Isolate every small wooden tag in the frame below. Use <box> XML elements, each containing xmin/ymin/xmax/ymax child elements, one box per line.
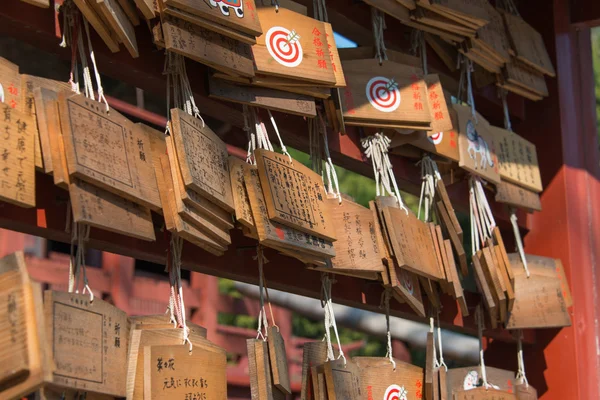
<box><xmin>323</xmin><ymin>359</ymin><xmax>361</xmax><ymax>400</ymax></box>
<box><xmin>368</xmin><ymin>200</ymin><xmax>393</xmax><ymax>285</ymax></box>
<box><xmin>313</xmin><ymin>365</ymin><xmax>327</xmax><ymax>400</ymax></box>
<box><xmin>143</xmin><ymin>344</ymin><xmax>227</xmax><ymax>400</ymax></box>
<box><xmin>472</xmin><ymin>252</ymin><xmax>498</xmax><ymax>328</ymax></box>
<box><xmin>495</xmin><ymin>180</ymin><xmax>542</xmax><ymax>212</ymax></box>
<box><xmin>162</xmin><ymin>15</ymin><xmax>255</xmax><ymax>78</ymax></box>
<box><xmin>425</xmin><ymin>332</ymin><xmax>435</xmax><ymax>400</ymax></box>
<box><xmin>38</xmin><ymin>94</ymin><xmax>69</xmax><ymax>188</ymax></box>
<box><xmin>446</xmin><ymin>367</ymin><xmax>515</xmax><ymax>398</ymax></box>
<box><xmin>436</xmin><ymin>201</ymin><xmax>467</xmax><ymax>276</ymax></box>
<box><xmin>444</xmin><ymin>239</ymin><xmax>468</xmax><ymax>316</ymax></box>
<box><xmin>130</xmin><ymin>315</ymin><xmax>207</xmax><ymax>338</ymax></box>
<box><xmin>97</xmin><ymin>0</ymin><xmax>139</xmax><ymax>57</ymax></box>
<box><xmin>45</xmin><ymin>291</ymin><xmax>130</xmax><ymax>397</ymax></box>
<box><xmin>492</xmin><ymin>227</ymin><xmax>515</xmax><ymax>285</ymax></box>
<box><xmin>255</xmin><ymin>149</ymin><xmax>336</xmax><ymax>241</ymax></box>
<box><xmin>229</xmin><ymin>156</ymin><xmax>256</xmax><ymax>230</ymax></box>
<box><xmin>243</xmin><ymin>164</ymin><xmax>335</xmax><ymax>258</ymax></box>
<box><xmin>481</xmin><ymin>246</ymin><xmax>507</xmax><ymax>323</ymax></box>
<box><xmin>354</xmin><ymin>357</ymin><xmax>424</xmax><ymax>400</ymax></box>
<box><xmin>300</xmin><ymin>341</ymin><xmax>327</xmax><ymax>400</ymax></box>
<box><xmin>71</xmin><ymin>0</ymin><xmax>120</xmax><ymax>52</ymax></box>
<box><xmin>436</xmin><ymin>179</ymin><xmax>463</xmax><ymax>241</ymax></box>
<box><xmin>515</xmin><ymin>384</ymin><xmax>537</xmax><ymax>400</ymax></box>
<box><xmin>454</xmin><ymin>388</ymin><xmax>517</xmax><ymax>400</ymax></box>
<box><xmin>439</xmin><ymin>366</ymin><xmax>448</xmax><ymax>400</ymax></box>
<box><xmin>267</xmin><ymin>326</ymin><xmax>291</xmax><ymax>395</ymax></box>
<box><xmin>0</xmin><ymin>102</ymin><xmax>36</xmax><ymax>207</ymax></box>
<box><xmin>170</xmin><ymin>108</ymin><xmax>235</xmax><ymax>213</ymax></box>
<box><xmin>0</xmin><ymin>57</ymin><xmax>22</xmax><ymax>111</ymax></box>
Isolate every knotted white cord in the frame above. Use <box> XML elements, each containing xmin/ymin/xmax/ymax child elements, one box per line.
<box><xmin>429</xmin><ymin>316</ymin><xmax>439</xmax><ymax>369</ymax></box>
<box><xmin>436</xmin><ymin>312</ymin><xmax>448</xmax><ymax>371</ymax></box>
<box><xmin>362</xmin><ymin>134</ymin><xmax>408</xmax><ymax>213</ymax></box>
<box><xmin>469</xmin><ymin>176</ymin><xmax>496</xmax><ymax>253</ymax></box>
<box><xmin>255</xmin><ymin>245</ymin><xmax>269</xmax><ymax>341</ymax></box>
<box><xmin>417</xmin><ymin>156</ymin><xmax>440</xmax><ymax>221</ymax></box>
<box><xmin>169</xmin><ymin>235</ymin><xmax>192</xmax><ymax>352</ymax></box>
<box><xmin>371</xmin><ymin>8</ymin><xmax>388</xmax><ymax>64</ymax></box>
<box><xmin>83</xmin><ymin>19</ymin><xmax>108</xmax><ymax>111</ymax></box>
<box><xmin>510</xmin><ymin>208</ymin><xmax>530</xmax><ymax>278</ymax></box>
<box><xmin>321</xmin><ymin>274</ymin><xmax>347</xmax><ymax>365</ymax></box>
<box><xmin>164</xmin><ymin>52</ymin><xmax>205</xmax><ymax>129</ymax></box>
<box><xmin>68</xmin><ymin>220</ymin><xmax>93</xmax><ymax>302</ymax></box>
<box><xmin>476</xmin><ymin>305</ymin><xmax>490</xmax><ymax>389</ymax></box>
<box><xmin>319</xmin><ymin>113</ymin><xmax>341</xmax><ymax>203</ymax></box>
<box><xmin>382</xmin><ymin>289</ymin><xmax>396</xmax><ymax>370</ymax></box>
<box><xmin>515</xmin><ymin>330</ymin><xmax>529</xmax><ymax>387</ymax></box>
<box><xmin>266</xmin><ymin>109</ymin><xmax>292</xmax><ymax>163</ymax></box>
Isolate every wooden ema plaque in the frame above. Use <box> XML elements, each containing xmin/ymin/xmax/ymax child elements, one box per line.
<box><xmin>0</xmin><ymin>102</ymin><xmax>36</xmax><ymax>207</ymax></box>
<box><xmin>69</xmin><ymin>177</ymin><xmax>156</xmax><ymax>241</ymax></box>
<box><xmin>247</xmin><ymin>339</ymin><xmax>259</xmax><ymax>399</ymax></box>
<box><xmin>163</xmin><ymin>127</ymin><xmax>233</xmax><ymax>230</ymax></box>
<box><xmin>35</xmin><ymin>92</ymin><xmax>68</xmax><ymax>188</ymax></box>
<box><xmin>255</xmin><ymin>149</ymin><xmax>336</xmax><ymax>241</ymax></box>
<box><xmin>300</xmin><ymin>341</ymin><xmax>327</xmax><ymax>400</ymax></box>
<box><xmin>256</xmin><ymin>339</ymin><xmax>286</xmax><ymax>400</ymax></box>
<box><xmin>128</xmin><ymin>328</ymin><xmax>215</xmax><ymax>400</ymax></box>
<box><xmin>253</xmin><ymin>8</ymin><xmax>337</xmax><ymax>85</ymax></box>
<box><xmin>368</xmin><ymin>200</ymin><xmax>393</xmax><ymax>285</ymax></box>
<box><xmin>436</xmin><ymin>200</ymin><xmax>467</xmax><ymax>277</ymax></box>
<box><xmin>323</xmin><ymin>359</ymin><xmax>361</xmax><ymax>400</ymax></box>
<box><xmin>130</xmin><ymin>314</ymin><xmax>207</xmax><ymax>338</ymax></box>
<box><xmin>480</xmin><ymin>246</ymin><xmax>508</xmax><ymax>323</ymax></box>
<box><xmin>44</xmin><ymin>291</ymin><xmax>130</xmax><ymax>397</ymax></box>
<box><xmin>58</xmin><ymin>93</ymin><xmax>161</xmax><ymax>211</ymax></box>
<box><xmin>390</xmin><ymin>263</ymin><xmax>426</xmax><ymax>317</ymax></box>
<box><xmin>455</xmin><ymin>104</ymin><xmax>501</xmax><ymax>184</ymax></box>
<box><xmin>501</xmin><ymin>11</ymin><xmax>556</xmax><ymax>77</ymax></box>
<box><xmin>208</xmin><ymin>79</ymin><xmax>316</xmax><ymax>117</ymax></box>
<box><xmin>354</xmin><ymin>357</ymin><xmax>425</xmax><ymax>400</ymax></box>
<box><xmin>424</xmin><ymin>75</ymin><xmax>453</xmax><ymax>134</ymax></box>
<box><xmin>472</xmin><ymin>5</ymin><xmax>510</xmax><ymax>65</ymax></box>
<box><xmin>341</xmin><ymin>59</ymin><xmax>431</xmax><ymax>128</ymax></box>
<box><xmin>268</xmin><ymin>326</ymin><xmax>291</xmax><ymax>395</ymax></box>
<box><xmin>382</xmin><ymin>206</ymin><xmax>443</xmax><ymax>281</ymax></box>
<box><xmin>446</xmin><ymin>367</ymin><xmax>515</xmax><ymax>399</ymax></box>
<box><xmin>0</xmin><ymin>57</ymin><xmax>21</xmax><ymax>111</ymax></box>
<box><xmin>472</xmin><ymin>253</ymin><xmax>498</xmax><ymax>328</ymax></box>
<box><xmin>24</xmin><ymin>77</ymin><xmax>70</xmax><ymax>173</ymax></box>
<box><xmin>436</xmin><ymin>180</ymin><xmax>464</xmax><ymax>242</ymax></box>
<box><xmin>0</xmin><ymin>252</ymin><xmax>31</xmax><ymax>389</ymax></box>
<box><xmin>97</xmin><ymin>0</ymin><xmax>139</xmax><ymax>58</ymax></box>
<box><xmin>515</xmin><ymin>384</ymin><xmax>537</xmax><ymax>400</ymax></box>
<box><xmin>495</xmin><ymin>180</ymin><xmax>542</xmax><ymax>212</ymax></box>
<box><xmin>327</xmin><ymin>198</ymin><xmax>385</xmax><ymax>276</ymax></box>
<box><xmin>170</xmin><ymin>108</ymin><xmax>234</xmax><ymax>213</ymax></box>
<box><xmin>143</xmin><ymin>344</ymin><xmax>227</xmax><ymax>400</ymax></box>
<box><xmin>454</xmin><ymin>388</ymin><xmax>516</xmax><ymax>400</ymax></box>
<box><xmin>503</xmin><ymin>59</ymin><xmax>549</xmax><ymax>98</ymax></box>
<box><xmin>228</xmin><ymin>156</ymin><xmax>255</xmax><ymax>230</ymax></box>
<box><xmin>71</xmin><ymin>0</ymin><xmax>120</xmax><ymax>53</ymax></box>
<box><xmin>506</xmin><ymin>258</ymin><xmax>571</xmax><ymax>329</ymax></box>
<box><xmin>159</xmin><ymin>155</ymin><xmax>227</xmax><ymax>256</ymax></box>
<box><xmin>36</xmin><ymin>386</ymin><xmax>115</xmax><ymax>400</ymax></box>
<box><xmin>161</xmin><ymin>15</ymin><xmax>255</xmax><ymax>78</ymax></box>
<box><xmin>490</xmin><ymin>126</ymin><xmax>542</xmax><ymax>193</ymax></box>
<box><xmin>163</xmin><ymin>0</ymin><xmax>262</xmax><ymax>37</ymax></box>
<box><xmin>313</xmin><ymin>365</ymin><xmax>327</xmax><ymax>400</ymax></box>
<box><xmin>425</xmin><ymin>332</ymin><xmax>435</xmax><ymax>400</ymax></box>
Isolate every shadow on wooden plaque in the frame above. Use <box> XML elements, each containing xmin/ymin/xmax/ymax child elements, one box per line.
<box><xmin>300</xmin><ymin>341</ymin><xmax>327</xmax><ymax>400</ymax></box>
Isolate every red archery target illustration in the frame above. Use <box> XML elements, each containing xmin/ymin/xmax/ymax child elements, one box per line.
<box><xmin>428</xmin><ymin>132</ymin><xmax>443</xmax><ymax>145</ymax></box>
<box><xmin>399</xmin><ymin>270</ymin><xmax>414</xmax><ymax>295</ymax></box>
<box><xmin>265</xmin><ymin>26</ymin><xmax>303</xmax><ymax>68</ymax></box>
<box><xmin>366</xmin><ymin>76</ymin><xmax>401</xmax><ymax>113</ymax></box>
<box><xmin>384</xmin><ymin>384</ymin><xmax>408</xmax><ymax>400</ymax></box>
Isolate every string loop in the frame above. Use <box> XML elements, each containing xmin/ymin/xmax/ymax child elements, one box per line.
<box><xmin>321</xmin><ymin>274</ymin><xmax>346</xmax><ymax>365</ymax></box>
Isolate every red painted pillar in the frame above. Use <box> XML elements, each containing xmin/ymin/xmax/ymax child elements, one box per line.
<box><xmin>485</xmin><ymin>1</ymin><xmax>600</xmax><ymax>399</ymax></box>
<box><xmin>102</xmin><ymin>252</ymin><xmax>135</xmax><ymax>313</ymax></box>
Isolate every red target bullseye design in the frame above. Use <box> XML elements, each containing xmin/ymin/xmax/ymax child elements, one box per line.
<box><xmin>400</xmin><ymin>270</ymin><xmax>414</xmax><ymax>295</ymax></box>
<box><xmin>265</xmin><ymin>26</ymin><xmax>303</xmax><ymax>68</ymax></box>
<box><xmin>366</xmin><ymin>76</ymin><xmax>401</xmax><ymax>113</ymax></box>
<box><xmin>384</xmin><ymin>384</ymin><xmax>408</xmax><ymax>400</ymax></box>
<box><xmin>428</xmin><ymin>132</ymin><xmax>443</xmax><ymax>145</ymax></box>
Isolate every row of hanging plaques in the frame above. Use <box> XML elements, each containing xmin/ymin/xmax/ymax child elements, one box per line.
<box><xmin>1</xmin><ymin>250</ymin><xmax>547</xmax><ymax>400</ymax></box>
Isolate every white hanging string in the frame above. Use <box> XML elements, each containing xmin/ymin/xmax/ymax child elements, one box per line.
<box><xmin>436</xmin><ymin>312</ymin><xmax>448</xmax><ymax>371</ymax></box>
<box><xmin>500</xmin><ymin>89</ymin><xmax>513</xmax><ymax>132</ymax></box>
<box><xmin>319</xmin><ymin>112</ymin><xmax>341</xmax><ymax>203</ymax></box>
<box><xmin>362</xmin><ymin>133</ymin><xmax>408</xmax><ymax>213</ymax></box>
<box><xmin>164</xmin><ymin>52</ymin><xmax>205</xmax><ymax>130</ymax></box>
<box><xmin>416</xmin><ymin>155</ymin><xmax>440</xmax><ymax>221</ymax></box>
<box><xmin>515</xmin><ymin>330</ymin><xmax>529</xmax><ymax>387</ymax></box>
<box><xmin>82</xmin><ymin>19</ymin><xmax>108</xmax><ymax>111</ymax></box>
<box><xmin>169</xmin><ymin>235</ymin><xmax>192</xmax><ymax>352</ymax></box>
<box><xmin>381</xmin><ymin>289</ymin><xmax>396</xmax><ymax>370</ymax></box>
<box><xmin>321</xmin><ymin>274</ymin><xmax>347</xmax><ymax>365</ymax></box>
<box><xmin>371</xmin><ymin>8</ymin><xmax>388</xmax><ymax>64</ymax></box>
<box><xmin>510</xmin><ymin>208</ymin><xmax>530</xmax><ymax>278</ymax></box>
<box><xmin>476</xmin><ymin>305</ymin><xmax>490</xmax><ymax>389</ymax></box>
<box><xmin>255</xmin><ymin>245</ymin><xmax>269</xmax><ymax>341</ymax></box>
<box><xmin>266</xmin><ymin>109</ymin><xmax>292</xmax><ymax>163</ymax></box>
<box><xmin>68</xmin><ymin>220</ymin><xmax>93</xmax><ymax>302</ymax></box>
<box><xmin>429</xmin><ymin>316</ymin><xmax>439</xmax><ymax>369</ymax></box>
<box><xmin>465</xmin><ymin>58</ymin><xmax>477</xmax><ymax>123</ymax></box>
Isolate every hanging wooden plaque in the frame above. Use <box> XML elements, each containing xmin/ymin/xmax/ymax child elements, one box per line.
<box><xmin>159</xmin><ymin>155</ymin><xmax>227</xmax><ymax>255</ymax></box>
<box><xmin>37</xmin><ymin>94</ymin><xmax>68</xmax><ymax>188</ymax></box>
<box><xmin>247</xmin><ymin>338</ymin><xmax>260</xmax><ymax>400</ymax></box>
<box><xmin>354</xmin><ymin>357</ymin><xmax>424</xmax><ymax>400</ymax></box>
<box><xmin>313</xmin><ymin>365</ymin><xmax>327</xmax><ymax>400</ymax></box>
<box><xmin>455</xmin><ymin>104</ymin><xmax>501</xmax><ymax>184</ymax></box>
<box><xmin>133</xmin><ymin>0</ymin><xmax>154</xmax><ymax>19</ymax></box>
<box><xmin>0</xmin><ymin>57</ymin><xmax>22</xmax><ymax>111</ymax></box>
<box><xmin>391</xmin><ymin>264</ymin><xmax>426</xmax><ymax>317</ymax></box>
<box><xmin>436</xmin><ymin>180</ymin><xmax>463</xmax><ymax>241</ymax></box>
<box><xmin>58</xmin><ymin>93</ymin><xmax>162</xmax><ymax>210</ymax></box>
<box><xmin>268</xmin><ymin>326</ymin><xmax>291</xmax><ymax>395</ymax></box>
<box><xmin>229</xmin><ymin>156</ymin><xmax>255</xmax><ymax>230</ymax></box>
<box><xmin>253</xmin><ymin>8</ymin><xmax>337</xmax><ymax>85</ymax></box>
<box><xmin>28</xmin><ymin>80</ymin><xmax>70</xmax><ymax>173</ymax></box>
<box><xmin>382</xmin><ymin>206</ymin><xmax>443</xmax><ymax>280</ymax></box>
<box><xmin>495</xmin><ymin>180</ymin><xmax>541</xmax><ymax>212</ymax></box>
<box><xmin>97</xmin><ymin>0</ymin><xmax>139</xmax><ymax>57</ymax></box>
<box><xmin>411</xmin><ymin>104</ymin><xmax>460</xmax><ymax>162</ymax></box>
<box><xmin>504</xmin><ymin>59</ymin><xmax>548</xmax><ymax>98</ymax></box>
<box><xmin>425</xmin><ymin>332</ymin><xmax>435</xmax><ymax>400</ymax></box>
<box><xmin>143</xmin><ymin>344</ymin><xmax>227</xmax><ymax>400</ymax></box>
<box><xmin>130</xmin><ymin>315</ymin><xmax>207</xmax><ymax>337</ymax></box>
<box><xmin>170</xmin><ymin>108</ymin><xmax>234</xmax><ymax>213</ymax></box>
<box><xmin>437</xmin><ymin>228</ymin><xmax>453</xmax><ymax>295</ymax></box>
<box><xmin>501</xmin><ymin>11</ymin><xmax>556</xmax><ymax>77</ymax></box>
<box><xmin>127</xmin><ymin>328</ymin><xmax>214</xmax><ymax>400</ymax></box>
<box><xmin>244</xmin><ymin>163</ymin><xmax>335</xmax><ymax>258</ymax></box>
<box><xmin>44</xmin><ymin>291</ymin><xmax>130</xmax><ymax>397</ymax></box>
<box><xmin>424</xmin><ymin>74</ymin><xmax>453</xmax><ymax>134</ymax></box>
<box><xmin>472</xmin><ymin>253</ymin><xmax>497</xmax><ymax>327</ymax></box>
<box><xmin>515</xmin><ymin>384</ymin><xmax>537</xmax><ymax>400</ymax></box>
<box><xmin>254</xmin><ymin>149</ymin><xmax>336</xmax><ymax>241</ymax></box>
<box><xmin>446</xmin><ymin>366</ymin><xmax>514</xmax><ymax>398</ymax></box>
<box><xmin>490</xmin><ymin>126</ymin><xmax>542</xmax><ymax>193</ymax></box>
<box><xmin>454</xmin><ymin>388</ymin><xmax>517</xmax><ymax>400</ymax></box>
<box><xmin>323</xmin><ymin>359</ymin><xmax>361</xmax><ymax>400</ymax></box>
<box><xmin>341</xmin><ymin>59</ymin><xmax>431</xmax><ymax>128</ymax></box>
<box><xmin>69</xmin><ymin>177</ymin><xmax>156</xmax><ymax>241</ymax></box>
<box><xmin>445</xmin><ymin>239</ymin><xmax>468</xmax><ymax>315</ymax></box>
<box><xmin>164</xmin><ymin>0</ymin><xmax>262</xmax><ymax>37</ymax></box>
<box><xmin>255</xmin><ymin>339</ymin><xmax>283</xmax><ymax>400</ymax></box>
<box><xmin>324</xmin><ymin>22</ymin><xmax>346</xmax><ymax>87</ymax></box>
<box><xmin>71</xmin><ymin>0</ymin><xmax>121</xmax><ymax>52</ymax></box>
<box><xmin>480</xmin><ymin>246</ymin><xmax>507</xmax><ymax>323</ymax></box>
<box><xmin>162</xmin><ymin>15</ymin><xmax>254</xmax><ymax>78</ymax></box>
<box><xmin>439</xmin><ymin>364</ymin><xmax>448</xmax><ymax>400</ymax></box>
<box><xmin>327</xmin><ymin>198</ymin><xmax>385</xmax><ymax>275</ymax></box>
<box><xmin>0</xmin><ymin>102</ymin><xmax>36</xmax><ymax>208</ymax></box>
<box><xmin>300</xmin><ymin>341</ymin><xmax>327</xmax><ymax>400</ymax></box>
<box><xmin>436</xmin><ymin>201</ymin><xmax>467</xmax><ymax>277</ymax></box>
<box><xmin>369</xmin><ymin>200</ymin><xmax>393</xmax><ymax>285</ymax></box>
<box><xmin>164</xmin><ymin>128</ymin><xmax>234</xmax><ymax>230</ymax></box>
<box><xmin>473</xmin><ymin>4</ymin><xmax>510</xmax><ymax>64</ymax></box>
<box><xmin>208</xmin><ymin>79</ymin><xmax>316</xmax><ymax>117</ymax></box>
